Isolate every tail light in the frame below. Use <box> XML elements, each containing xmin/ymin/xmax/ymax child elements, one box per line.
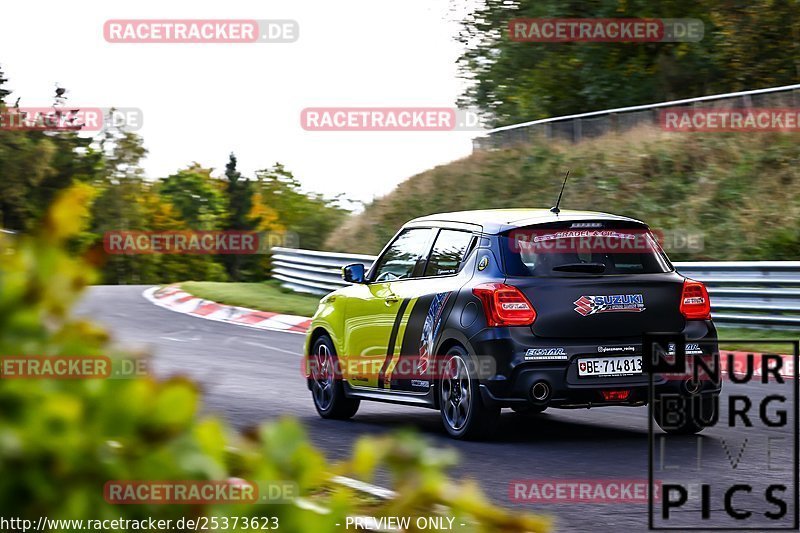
<box><xmin>472</xmin><ymin>283</ymin><xmax>536</xmax><ymax>326</ymax></box>
<box><xmin>680</xmin><ymin>279</ymin><xmax>711</xmax><ymax>320</ymax></box>
<box><xmin>601</xmin><ymin>390</ymin><xmax>630</xmax><ymax>401</ymax></box>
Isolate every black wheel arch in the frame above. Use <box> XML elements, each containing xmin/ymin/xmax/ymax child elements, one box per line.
<box><xmin>306</xmin><ymin>327</ymin><xmax>335</xmax><ymax>391</ymax></box>
<box><xmin>308</xmin><ymin>326</ymin><xmax>333</xmax><ymax>354</ymax></box>
<box><xmin>432</xmin><ymin>332</ymin><xmax>480</xmax><ymax>409</ymax></box>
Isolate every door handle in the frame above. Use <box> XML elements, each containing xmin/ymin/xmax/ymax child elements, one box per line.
<box><xmin>384</xmin><ymin>295</ymin><xmax>400</xmax><ymax>305</ymax></box>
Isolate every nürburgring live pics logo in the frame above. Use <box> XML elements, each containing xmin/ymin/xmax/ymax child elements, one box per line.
<box><xmin>646</xmin><ymin>335</ymin><xmax>799</xmax><ymax>530</ymax></box>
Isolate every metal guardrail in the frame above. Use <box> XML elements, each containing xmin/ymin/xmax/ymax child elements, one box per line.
<box><xmin>472</xmin><ymin>83</ymin><xmax>800</xmax><ymax>150</ymax></box>
<box><xmin>671</xmin><ymin>262</ymin><xmax>800</xmax><ymax>328</ymax></box>
<box><xmin>271</xmin><ymin>247</ymin><xmax>800</xmax><ymax>329</ymax></box>
<box><xmin>271</xmin><ymin>247</ymin><xmax>377</xmax><ymax>294</ymax></box>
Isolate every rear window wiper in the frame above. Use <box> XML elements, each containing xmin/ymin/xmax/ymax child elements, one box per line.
<box><xmin>551</xmin><ymin>262</ymin><xmax>607</xmax><ymax>273</ymax></box>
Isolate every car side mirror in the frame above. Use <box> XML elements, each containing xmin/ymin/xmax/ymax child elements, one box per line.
<box><xmin>342</xmin><ymin>263</ymin><xmax>366</xmax><ymax>284</ymax></box>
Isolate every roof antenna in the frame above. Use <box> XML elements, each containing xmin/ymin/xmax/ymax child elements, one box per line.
<box><xmin>550</xmin><ymin>169</ymin><xmax>570</xmax><ymax>214</ymax></box>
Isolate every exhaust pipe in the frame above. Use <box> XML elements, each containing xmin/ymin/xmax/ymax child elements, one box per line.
<box><xmin>684</xmin><ymin>378</ymin><xmax>702</xmax><ymax>395</ymax></box>
<box><xmin>531</xmin><ymin>381</ymin><xmax>551</xmax><ymax>403</ymax></box>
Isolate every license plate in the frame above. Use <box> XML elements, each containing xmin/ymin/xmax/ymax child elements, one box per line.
<box><xmin>578</xmin><ymin>356</ymin><xmax>642</xmax><ymax>377</ymax></box>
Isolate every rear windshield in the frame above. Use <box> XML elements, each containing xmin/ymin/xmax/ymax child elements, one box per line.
<box><xmin>499</xmin><ymin>221</ymin><xmax>673</xmax><ymax>276</ymax></box>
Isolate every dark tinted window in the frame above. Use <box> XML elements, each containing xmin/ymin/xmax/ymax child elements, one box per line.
<box><xmin>372</xmin><ymin>228</ymin><xmax>434</xmax><ymax>282</ymax></box>
<box><xmin>500</xmin><ymin>224</ymin><xmax>672</xmax><ymax>276</ymax></box>
<box><xmin>424</xmin><ymin>230</ymin><xmax>474</xmax><ymax>277</ymax></box>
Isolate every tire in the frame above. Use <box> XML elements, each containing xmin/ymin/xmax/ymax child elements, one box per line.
<box><xmin>653</xmin><ymin>393</ymin><xmax>718</xmax><ymax>435</ymax></box>
<box><xmin>511</xmin><ymin>404</ymin><xmax>547</xmax><ymax>415</ymax></box>
<box><xmin>439</xmin><ymin>345</ymin><xmax>500</xmax><ymax>440</ymax></box>
<box><xmin>309</xmin><ymin>335</ymin><xmax>360</xmax><ymax>420</ymax></box>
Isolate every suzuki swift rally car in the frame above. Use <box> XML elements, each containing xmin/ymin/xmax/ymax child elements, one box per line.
<box><xmin>304</xmin><ymin>209</ymin><xmax>720</xmax><ymax>439</ymax></box>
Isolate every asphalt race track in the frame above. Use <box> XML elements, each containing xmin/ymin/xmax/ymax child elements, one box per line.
<box><xmin>75</xmin><ymin>285</ymin><xmax>798</xmax><ymax>532</ymax></box>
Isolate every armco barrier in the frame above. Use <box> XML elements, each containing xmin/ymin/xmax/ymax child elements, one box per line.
<box><xmin>271</xmin><ymin>247</ymin><xmax>377</xmax><ymax>294</ymax></box>
<box><xmin>271</xmin><ymin>247</ymin><xmax>800</xmax><ymax>329</ymax></box>
<box><xmin>672</xmin><ymin>261</ymin><xmax>800</xmax><ymax>328</ymax></box>
<box><xmin>472</xmin><ymin>83</ymin><xmax>800</xmax><ymax>149</ymax></box>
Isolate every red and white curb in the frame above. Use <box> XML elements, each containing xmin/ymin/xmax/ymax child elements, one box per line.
<box><xmin>143</xmin><ymin>286</ymin><xmax>312</xmax><ymax>335</ymax></box>
<box><xmin>722</xmin><ymin>351</ymin><xmax>795</xmax><ymax>380</ymax></box>
<box><xmin>142</xmin><ymin>286</ymin><xmax>795</xmax><ymax>377</ymax></box>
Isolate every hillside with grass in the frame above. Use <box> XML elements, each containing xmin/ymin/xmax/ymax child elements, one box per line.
<box><xmin>325</xmin><ymin>127</ymin><xmax>800</xmax><ymax>261</ymax></box>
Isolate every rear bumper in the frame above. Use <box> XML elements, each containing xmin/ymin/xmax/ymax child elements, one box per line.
<box><xmin>469</xmin><ymin>320</ymin><xmax>721</xmax><ymax>408</ymax></box>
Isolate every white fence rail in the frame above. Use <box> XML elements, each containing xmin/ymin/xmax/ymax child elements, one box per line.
<box><xmin>669</xmin><ymin>262</ymin><xmax>800</xmax><ymax>328</ymax></box>
<box><xmin>271</xmin><ymin>247</ymin><xmax>800</xmax><ymax>328</ymax></box>
<box><xmin>271</xmin><ymin>247</ymin><xmax>377</xmax><ymax>294</ymax></box>
<box><xmin>472</xmin><ymin>83</ymin><xmax>800</xmax><ymax>150</ymax></box>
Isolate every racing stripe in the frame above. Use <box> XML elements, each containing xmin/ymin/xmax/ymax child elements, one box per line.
<box><xmin>377</xmin><ymin>298</ymin><xmax>411</xmax><ymax>389</ymax></box>
<box><xmin>386</xmin><ymin>292</ymin><xmax>454</xmax><ymax>392</ymax></box>
<box><xmin>382</xmin><ymin>299</ymin><xmax>419</xmax><ymax>389</ymax></box>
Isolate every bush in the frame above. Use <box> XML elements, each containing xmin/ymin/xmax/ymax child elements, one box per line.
<box><xmin>0</xmin><ymin>185</ymin><xmax>549</xmax><ymax>532</ymax></box>
<box><xmin>326</xmin><ymin>127</ymin><xmax>800</xmax><ymax>261</ymax></box>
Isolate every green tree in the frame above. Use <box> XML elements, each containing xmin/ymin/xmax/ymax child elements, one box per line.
<box><xmin>0</xmin><ymin>63</ymin><xmax>10</xmax><ymax>104</ymax></box>
<box><xmin>153</xmin><ymin>165</ymin><xmax>228</xmax><ymax>282</ymax></box>
<box><xmin>222</xmin><ymin>153</ymin><xmax>256</xmax><ymax>281</ymax></box>
<box><xmin>254</xmin><ymin>163</ymin><xmax>349</xmax><ymax>251</ymax></box>
<box><xmin>0</xmin><ymin>81</ymin><xmax>101</xmax><ymax>231</ymax></box>
<box><xmin>0</xmin><ymin>65</ymin><xmax>351</xmax><ymax>284</ymax></box>
<box><xmin>87</xmin><ymin>126</ymin><xmax>155</xmax><ymax>283</ymax></box>
<box><xmin>158</xmin><ymin>164</ymin><xmax>225</xmax><ymax>230</ymax></box>
<box><xmin>457</xmin><ymin>0</ymin><xmax>800</xmax><ymax>126</ymax></box>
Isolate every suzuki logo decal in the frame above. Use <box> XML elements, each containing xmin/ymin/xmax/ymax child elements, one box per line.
<box><xmin>574</xmin><ymin>294</ymin><xmax>645</xmax><ymax>316</ymax></box>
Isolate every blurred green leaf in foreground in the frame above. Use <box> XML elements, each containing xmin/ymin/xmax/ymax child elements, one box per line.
<box><xmin>0</xmin><ymin>184</ymin><xmax>550</xmax><ymax>532</ymax></box>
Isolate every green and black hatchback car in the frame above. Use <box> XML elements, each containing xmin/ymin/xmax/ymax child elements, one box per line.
<box><xmin>304</xmin><ymin>209</ymin><xmax>720</xmax><ymax>439</ymax></box>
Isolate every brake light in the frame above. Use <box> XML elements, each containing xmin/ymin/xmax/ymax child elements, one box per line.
<box><xmin>472</xmin><ymin>283</ymin><xmax>536</xmax><ymax>326</ymax></box>
<box><xmin>601</xmin><ymin>390</ymin><xmax>630</xmax><ymax>401</ymax></box>
<box><xmin>680</xmin><ymin>279</ymin><xmax>711</xmax><ymax>320</ymax></box>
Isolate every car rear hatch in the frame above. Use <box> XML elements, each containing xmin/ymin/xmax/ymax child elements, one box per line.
<box><xmin>499</xmin><ymin>219</ymin><xmax>686</xmax><ymax>338</ymax></box>
<box><xmin>509</xmin><ymin>273</ymin><xmax>686</xmax><ymax>338</ymax></box>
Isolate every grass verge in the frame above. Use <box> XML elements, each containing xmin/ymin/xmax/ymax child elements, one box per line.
<box><xmin>180</xmin><ymin>280</ymin><xmax>321</xmax><ymax>317</ymax></box>
<box><xmin>176</xmin><ymin>284</ymin><xmax>799</xmax><ymax>354</ymax></box>
<box><xmin>716</xmin><ymin>327</ymin><xmax>800</xmax><ymax>354</ymax></box>
<box><xmin>325</xmin><ymin>126</ymin><xmax>800</xmax><ymax>261</ymax></box>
